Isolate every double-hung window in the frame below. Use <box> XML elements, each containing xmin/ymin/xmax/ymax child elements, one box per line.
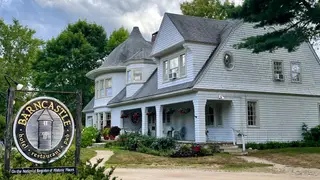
<box><xmin>105</xmin><ymin>79</ymin><xmax>112</xmax><ymax>97</ymax></box>
<box><xmin>163</xmin><ymin>53</ymin><xmax>186</xmax><ymax>81</ymax></box>
<box><xmin>247</xmin><ymin>101</ymin><xmax>259</xmax><ymax>127</ymax></box>
<box><xmin>291</xmin><ymin>62</ymin><xmax>301</xmax><ymax>83</ymax></box>
<box><xmin>273</xmin><ymin>60</ymin><xmax>284</xmax><ymax>81</ymax></box>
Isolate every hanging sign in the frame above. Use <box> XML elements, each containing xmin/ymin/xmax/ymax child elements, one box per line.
<box><xmin>13</xmin><ymin>97</ymin><xmax>74</xmax><ymax>164</ymax></box>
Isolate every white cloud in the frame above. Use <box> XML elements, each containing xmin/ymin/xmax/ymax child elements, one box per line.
<box><xmin>34</xmin><ymin>0</ymin><xmax>188</xmax><ymax>40</ymax></box>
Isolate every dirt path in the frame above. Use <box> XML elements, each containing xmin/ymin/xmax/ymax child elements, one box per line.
<box><xmin>89</xmin><ymin>150</ymin><xmax>320</xmax><ymax>179</ymax></box>
<box><xmin>89</xmin><ymin>150</ymin><xmax>114</xmax><ymax>167</ymax></box>
<box><xmin>240</xmin><ymin>156</ymin><xmax>320</xmax><ymax>177</ymax></box>
<box><xmin>113</xmin><ymin>168</ymin><xmax>319</xmax><ymax>180</ymax></box>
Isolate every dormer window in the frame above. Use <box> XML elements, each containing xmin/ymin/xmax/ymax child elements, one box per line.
<box><xmin>163</xmin><ymin>54</ymin><xmax>186</xmax><ymax>81</ymax></box>
<box><xmin>127</xmin><ymin>69</ymin><xmax>143</xmax><ymax>83</ymax></box>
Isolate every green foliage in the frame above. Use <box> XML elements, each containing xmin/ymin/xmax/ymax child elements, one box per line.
<box><xmin>103</xmin><ymin>128</ymin><xmax>110</xmax><ymax>136</ymax></box>
<box><xmin>302</xmin><ymin>123</ymin><xmax>320</xmax><ymax>141</ymax></box>
<box><xmin>81</xmin><ymin>127</ymin><xmax>100</xmax><ymax>148</ymax></box>
<box><xmin>118</xmin><ymin>134</ymin><xmax>176</xmax><ymax>154</ymax></box>
<box><xmin>0</xmin><ymin>18</ymin><xmax>42</xmax><ymax>134</ymax></box>
<box><xmin>180</xmin><ymin>0</ymin><xmax>241</xmax><ymax>20</ymax></box>
<box><xmin>233</xmin><ymin>0</ymin><xmax>320</xmax><ymax>53</ymax></box>
<box><xmin>78</xmin><ymin>159</ymin><xmax>117</xmax><ymax>180</ymax></box>
<box><xmin>245</xmin><ymin>141</ymin><xmax>320</xmax><ymax>150</ymax></box>
<box><xmin>0</xmin><ymin>115</ymin><xmax>5</xmax><ymax>140</ymax></box>
<box><xmin>106</xmin><ymin>27</ymin><xmax>129</xmax><ymax>54</ymax></box>
<box><xmin>32</xmin><ymin>20</ymin><xmax>107</xmax><ymax>115</ymax></box>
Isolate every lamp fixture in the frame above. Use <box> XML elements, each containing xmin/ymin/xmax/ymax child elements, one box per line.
<box><xmin>4</xmin><ymin>75</ymin><xmax>23</xmax><ymax>90</ymax></box>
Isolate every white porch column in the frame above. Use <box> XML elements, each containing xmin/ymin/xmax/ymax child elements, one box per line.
<box><xmin>193</xmin><ymin>98</ymin><xmax>207</xmax><ymax>143</ymax></box>
<box><xmin>155</xmin><ymin>105</ymin><xmax>163</xmax><ymax>138</ymax></box>
<box><xmin>93</xmin><ymin>113</ymin><xmax>97</xmax><ymax>129</ymax></box>
<box><xmin>141</xmin><ymin>107</ymin><xmax>148</xmax><ymax>135</ymax></box>
<box><xmin>102</xmin><ymin>112</ymin><xmax>107</xmax><ymax>128</ymax></box>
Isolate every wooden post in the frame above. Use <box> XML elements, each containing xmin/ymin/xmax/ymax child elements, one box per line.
<box><xmin>4</xmin><ymin>87</ymin><xmax>15</xmax><ymax>174</ymax></box>
<box><xmin>75</xmin><ymin>91</ymin><xmax>82</xmax><ymax>174</ymax></box>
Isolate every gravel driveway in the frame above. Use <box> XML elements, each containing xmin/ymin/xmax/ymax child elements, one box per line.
<box><xmin>90</xmin><ymin>150</ymin><xmax>320</xmax><ymax>180</ymax></box>
<box><xmin>113</xmin><ymin>168</ymin><xmax>318</xmax><ymax>180</ymax></box>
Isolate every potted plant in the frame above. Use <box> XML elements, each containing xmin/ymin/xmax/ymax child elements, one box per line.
<box><xmin>109</xmin><ymin>126</ymin><xmax>121</xmax><ymax>140</ymax></box>
<box><xmin>103</xmin><ymin>128</ymin><xmax>110</xmax><ymax>140</ymax></box>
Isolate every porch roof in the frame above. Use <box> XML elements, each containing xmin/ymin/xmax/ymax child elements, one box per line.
<box><xmin>82</xmin><ymin>98</ymin><xmax>94</xmax><ymax>113</ymax></box>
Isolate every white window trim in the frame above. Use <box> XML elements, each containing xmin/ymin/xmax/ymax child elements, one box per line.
<box><xmin>163</xmin><ymin>53</ymin><xmax>187</xmax><ymax>83</ymax></box>
<box><xmin>272</xmin><ymin>60</ymin><xmax>285</xmax><ymax>82</ymax></box>
<box><xmin>290</xmin><ymin>61</ymin><xmax>302</xmax><ymax>83</ymax></box>
<box><xmin>95</xmin><ymin>78</ymin><xmax>112</xmax><ymax>99</ymax></box>
<box><xmin>127</xmin><ymin>68</ymin><xmax>143</xmax><ymax>84</ymax></box>
<box><xmin>246</xmin><ymin>100</ymin><xmax>260</xmax><ymax>128</ymax></box>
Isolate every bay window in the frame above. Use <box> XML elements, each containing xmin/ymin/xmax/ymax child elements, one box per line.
<box><xmin>99</xmin><ymin>80</ymin><xmax>104</xmax><ymax>97</ymax></box>
<box><xmin>163</xmin><ymin>53</ymin><xmax>186</xmax><ymax>81</ymax></box>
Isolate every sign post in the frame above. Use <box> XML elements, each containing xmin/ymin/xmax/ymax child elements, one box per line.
<box><xmin>3</xmin><ymin>90</ymin><xmax>82</xmax><ymax>177</ymax></box>
<box><xmin>4</xmin><ymin>87</ymin><xmax>15</xmax><ymax>172</ymax></box>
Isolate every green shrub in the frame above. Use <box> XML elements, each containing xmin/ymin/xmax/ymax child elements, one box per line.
<box><xmin>81</xmin><ymin>127</ymin><xmax>100</xmax><ymax>148</ymax></box>
<box><xmin>245</xmin><ymin>140</ymin><xmax>320</xmax><ymax>150</ymax></box>
<box><xmin>118</xmin><ymin>134</ymin><xmax>176</xmax><ymax>155</ymax></box>
<box><xmin>302</xmin><ymin>123</ymin><xmax>320</xmax><ymax>142</ymax></box>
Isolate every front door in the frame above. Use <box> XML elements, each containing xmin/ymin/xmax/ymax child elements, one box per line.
<box><xmin>148</xmin><ymin>114</ymin><xmax>156</xmax><ymax>137</ymax></box>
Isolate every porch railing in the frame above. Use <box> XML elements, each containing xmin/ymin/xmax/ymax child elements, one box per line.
<box><xmin>231</xmin><ymin>127</ymin><xmax>246</xmax><ymax>152</ymax></box>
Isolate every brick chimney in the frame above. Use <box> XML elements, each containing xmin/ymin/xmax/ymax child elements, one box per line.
<box><xmin>151</xmin><ymin>31</ymin><xmax>158</xmax><ymax>43</ymax></box>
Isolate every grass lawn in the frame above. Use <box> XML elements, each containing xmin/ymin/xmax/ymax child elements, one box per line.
<box><xmin>249</xmin><ymin>147</ymin><xmax>320</xmax><ymax>169</ymax></box>
<box><xmin>105</xmin><ymin>148</ymin><xmax>270</xmax><ymax>170</ymax></box>
<box><xmin>80</xmin><ymin>148</ymin><xmax>97</xmax><ymax>162</ymax></box>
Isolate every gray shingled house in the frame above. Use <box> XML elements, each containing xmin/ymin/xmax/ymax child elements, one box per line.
<box><xmin>83</xmin><ymin>13</ymin><xmax>320</xmax><ymax>143</ymax></box>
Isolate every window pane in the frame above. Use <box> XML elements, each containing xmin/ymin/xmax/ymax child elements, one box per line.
<box><xmin>100</xmin><ymin>80</ymin><xmax>104</xmax><ymax>97</ymax></box>
<box><xmin>273</xmin><ymin>61</ymin><xmax>283</xmax><ymax>78</ymax></box>
<box><xmin>247</xmin><ymin>101</ymin><xmax>257</xmax><ymax>126</ymax></box>
<box><xmin>206</xmin><ymin>105</ymin><xmax>214</xmax><ymax>126</ymax></box>
<box><xmin>127</xmin><ymin>70</ymin><xmax>132</xmax><ymax>83</ymax></box>
<box><xmin>291</xmin><ymin>62</ymin><xmax>301</xmax><ymax>82</ymax></box>
<box><xmin>180</xmin><ymin>54</ymin><xmax>186</xmax><ymax>76</ymax></box>
<box><xmin>163</xmin><ymin>61</ymin><xmax>169</xmax><ymax>81</ymax></box>
<box><xmin>106</xmin><ymin>88</ymin><xmax>112</xmax><ymax>96</ymax></box>
<box><xmin>133</xmin><ymin>70</ymin><xmax>142</xmax><ymax>81</ymax></box>
<box><xmin>170</xmin><ymin>57</ymin><xmax>179</xmax><ymax>68</ymax></box>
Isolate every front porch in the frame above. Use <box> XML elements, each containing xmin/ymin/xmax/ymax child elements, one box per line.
<box><xmin>119</xmin><ymin>99</ymin><xmax>235</xmax><ymax>143</ymax></box>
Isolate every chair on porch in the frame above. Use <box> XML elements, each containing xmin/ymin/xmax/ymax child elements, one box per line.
<box><xmin>172</xmin><ymin>127</ymin><xmax>186</xmax><ymax>140</ymax></box>
<box><xmin>163</xmin><ymin>126</ymin><xmax>174</xmax><ymax>137</ymax></box>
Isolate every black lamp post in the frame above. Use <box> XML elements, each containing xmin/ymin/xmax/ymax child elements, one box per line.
<box><xmin>3</xmin><ymin>74</ymin><xmax>23</xmax><ymax>173</ymax></box>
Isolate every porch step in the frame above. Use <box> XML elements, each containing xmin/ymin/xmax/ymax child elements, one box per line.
<box><xmin>219</xmin><ymin>145</ymin><xmax>246</xmax><ymax>155</ymax></box>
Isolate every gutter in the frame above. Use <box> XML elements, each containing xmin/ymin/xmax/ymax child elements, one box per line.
<box><xmin>107</xmin><ymin>89</ymin><xmax>195</xmax><ymax>108</ymax></box>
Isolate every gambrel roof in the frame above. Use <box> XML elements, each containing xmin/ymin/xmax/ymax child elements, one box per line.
<box><xmin>166</xmin><ymin>13</ymin><xmax>231</xmax><ymax>45</ymax></box>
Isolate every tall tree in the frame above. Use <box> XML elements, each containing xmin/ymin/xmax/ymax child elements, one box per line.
<box><xmin>0</xmin><ymin>18</ymin><xmax>42</xmax><ymax>140</ymax></box>
<box><xmin>32</xmin><ymin>20</ymin><xmax>108</xmax><ymax>113</ymax></box>
<box><xmin>233</xmin><ymin>0</ymin><xmax>320</xmax><ymax>53</ymax></box>
<box><xmin>106</xmin><ymin>27</ymin><xmax>129</xmax><ymax>54</ymax></box>
<box><xmin>180</xmin><ymin>0</ymin><xmax>240</xmax><ymax>20</ymax></box>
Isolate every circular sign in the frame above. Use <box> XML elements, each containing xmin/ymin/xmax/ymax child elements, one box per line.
<box><xmin>13</xmin><ymin>97</ymin><xmax>74</xmax><ymax>164</ymax></box>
